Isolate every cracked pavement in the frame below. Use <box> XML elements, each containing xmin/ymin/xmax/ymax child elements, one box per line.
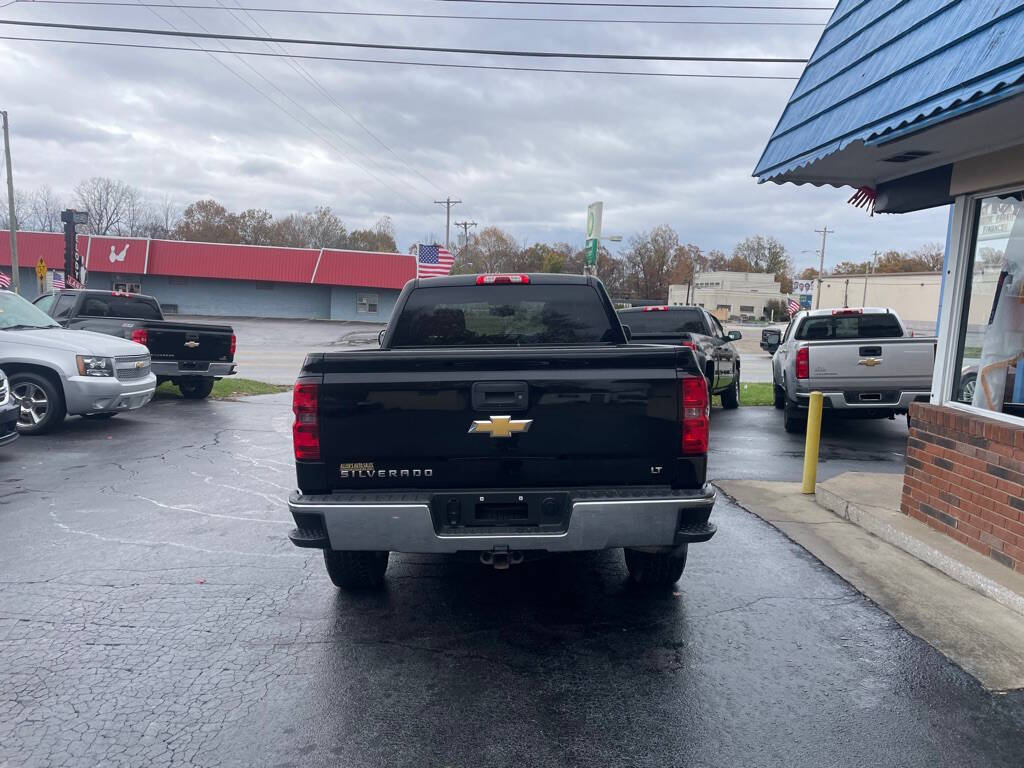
<box><xmin>1</xmin><ymin>394</ymin><xmax>1022</xmax><ymax>767</ymax></box>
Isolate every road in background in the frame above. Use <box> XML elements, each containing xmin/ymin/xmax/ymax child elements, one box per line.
<box><xmin>0</xmin><ymin>394</ymin><xmax>1020</xmax><ymax>767</ymax></box>
<box><xmin>175</xmin><ymin>315</ymin><xmax>385</xmax><ymax>385</ymax></box>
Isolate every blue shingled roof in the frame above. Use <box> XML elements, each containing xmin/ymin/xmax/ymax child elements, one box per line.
<box><xmin>754</xmin><ymin>0</ymin><xmax>1024</xmax><ymax>183</ymax></box>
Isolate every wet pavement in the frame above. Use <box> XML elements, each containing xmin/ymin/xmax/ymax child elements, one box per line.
<box><xmin>1</xmin><ymin>395</ymin><xmax>1022</xmax><ymax>767</ymax></box>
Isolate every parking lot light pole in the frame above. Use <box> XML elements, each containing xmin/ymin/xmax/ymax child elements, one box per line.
<box><xmin>2</xmin><ymin>110</ymin><xmax>19</xmax><ymax>294</ymax></box>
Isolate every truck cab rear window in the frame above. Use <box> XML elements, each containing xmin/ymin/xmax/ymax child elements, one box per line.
<box><xmin>80</xmin><ymin>295</ymin><xmax>162</xmax><ymax>320</ymax></box>
<box><xmin>620</xmin><ymin>308</ymin><xmax>707</xmax><ymax>335</ymax></box>
<box><xmin>390</xmin><ymin>285</ymin><xmax>620</xmax><ymax>347</ymax></box>
<box><xmin>796</xmin><ymin>314</ymin><xmax>903</xmax><ymax>340</ymax></box>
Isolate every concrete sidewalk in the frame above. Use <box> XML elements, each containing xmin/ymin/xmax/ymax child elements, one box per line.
<box><xmin>718</xmin><ymin>474</ymin><xmax>1024</xmax><ymax>691</ymax></box>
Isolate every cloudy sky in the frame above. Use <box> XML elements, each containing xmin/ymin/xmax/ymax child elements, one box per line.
<box><xmin>0</xmin><ymin>0</ymin><xmax>949</xmax><ymax>271</ymax></box>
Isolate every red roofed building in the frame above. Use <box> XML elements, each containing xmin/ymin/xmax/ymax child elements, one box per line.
<box><xmin>0</xmin><ymin>230</ymin><xmax>416</xmax><ymax>321</ymax></box>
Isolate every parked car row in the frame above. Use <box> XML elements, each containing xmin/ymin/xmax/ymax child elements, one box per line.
<box><xmin>0</xmin><ymin>289</ymin><xmax>237</xmax><ymax>438</ymax></box>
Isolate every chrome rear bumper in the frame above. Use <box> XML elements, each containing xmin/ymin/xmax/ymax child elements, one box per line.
<box><xmin>288</xmin><ymin>486</ymin><xmax>716</xmax><ymax>554</ymax></box>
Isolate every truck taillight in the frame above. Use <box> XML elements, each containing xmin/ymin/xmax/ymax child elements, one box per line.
<box><xmin>229</xmin><ymin>334</ymin><xmax>237</xmax><ymax>357</ymax></box>
<box><xmin>681</xmin><ymin>340</ymin><xmax>697</xmax><ymax>351</ymax></box>
<box><xmin>796</xmin><ymin>346</ymin><xmax>809</xmax><ymax>379</ymax></box>
<box><xmin>292</xmin><ymin>382</ymin><xmax>320</xmax><ymax>461</ymax></box>
<box><xmin>681</xmin><ymin>377</ymin><xmax>709</xmax><ymax>455</ymax></box>
<box><xmin>476</xmin><ymin>274</ymin><xmax>530</xmax><ymax>285</ymax></box>
<box><xmin>130</xmin><ymin>329</ymin><xmax>148</xmax><ymax>346</ymax></box>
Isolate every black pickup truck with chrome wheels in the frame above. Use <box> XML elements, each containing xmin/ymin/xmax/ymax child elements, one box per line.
<box><xmin>286</xmin><ymin>273</ymin><xmax>716</xmax><ymax>590</ymax></box>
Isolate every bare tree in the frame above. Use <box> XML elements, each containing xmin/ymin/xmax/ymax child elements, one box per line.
<box><xmin>122</xmin><ymin>186</ymin><xmax>154</xmax><ymax>237</ymax></box>
<box><xmin>74</xmin><ymin>177</ymin><xmax>131</xmax><ymax>235</ymax></box>
<box><xmin>29</xmin><ymin>185</ymin><xmax>63</xmax><ymax>232</ymax></box>
<box><xmin>0</xmin><ymin>187</ymin><xmax>29</xmax><ymax>230</ymax></box>
<box><xmin>302</xmin><ymin>206</ymin><xmax>347</xmax><ymax>249</ymax></box>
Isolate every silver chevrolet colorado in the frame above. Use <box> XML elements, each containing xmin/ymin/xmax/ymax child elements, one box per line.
<box><xmin>0</xmin><ymin>291</ymin><xmax>156</xmax><ymax>434</ymax></box>
<box><xmin>772</xmin><ymin>307</ymin><xmax>936</xmax><ymax>433</ymax></box>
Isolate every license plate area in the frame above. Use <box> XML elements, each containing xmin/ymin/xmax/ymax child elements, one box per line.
<box><xmin>430</xmin><ymin>491</ymin><xmax>570</xmax><ymax>534</ymax></box>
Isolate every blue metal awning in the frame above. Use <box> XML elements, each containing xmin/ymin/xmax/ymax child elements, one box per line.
<box><xmin>754</xmin><ymin>0</ymin><xmax>1024</xmax><ymax>184</ymax></box>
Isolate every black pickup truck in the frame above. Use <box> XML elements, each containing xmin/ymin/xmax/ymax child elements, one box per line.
<box><xmin>287</xmin><ymin>274</ymin><xmax>716</xmax><ymax>590</ymax></box>
<box><xmin>33</xmin><ymin>289</ymin><xmax>236</xmax><ymax>399</ymax></box>
<box><xmin>618</xmin><ymin>305</ymin><xmax>742</xmax><ymax>408</ymax></box>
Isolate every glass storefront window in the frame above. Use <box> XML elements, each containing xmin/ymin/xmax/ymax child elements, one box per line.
<box><xmin>953</xmin><ymin>192</ymin><xmax>1024</xmax><ymax>420</ymax></box>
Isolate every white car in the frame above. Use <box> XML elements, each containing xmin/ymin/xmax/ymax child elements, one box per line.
<box><xmin>0</xmin><ymin>291</ymin><xmax>157</xmax><ymax>434</ymax></box>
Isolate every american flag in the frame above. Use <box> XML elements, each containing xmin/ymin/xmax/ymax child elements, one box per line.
<box><xmin>417</xmin><ymin>244</ymin><xmax>454</xmax><ymax>278</ymax></box>
<box><xmin>0</xmin><ymin>271</ymin><xmax>9</xmax><ymax>289</ymax></box>
<box><xmin>787</xmin><ymin>298</ymin><xmax>801</xmax><ymax>316</ymax></box>
<box><xmin>52</xmin><ymin>271</ymin><xmax>65</xmax><ymax>290</ymax></box>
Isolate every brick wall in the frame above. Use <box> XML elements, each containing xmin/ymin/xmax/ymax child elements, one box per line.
<box><xmin>902</xmin><ymin>402</ymin><xmax>1024</xmax><ymax>573</ymax></box>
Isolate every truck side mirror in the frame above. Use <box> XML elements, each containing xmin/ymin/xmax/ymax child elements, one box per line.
<box><xmin>727</xmin><ymin>330</ymin><xmax>742</xmax><ymax>341</ymax></box>
<box><xmin>621</xmin><ymin>324</ymin><xmax>632</xmax><ymax>342</ymax></box>
<box><xmin>378</xmin><ymin>329</ymin><xmax>386</xmax><ymax>347</ymax></box>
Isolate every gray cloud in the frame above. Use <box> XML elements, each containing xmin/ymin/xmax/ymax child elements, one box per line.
<box><xmin>0</xmin><ymin>1</ymin><xmax>947</xmax><ymax>265</ymax></box>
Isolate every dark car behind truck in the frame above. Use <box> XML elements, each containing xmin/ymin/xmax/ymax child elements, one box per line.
<box><xmin>34</xmin><ymin>290</ymin><xmax>236</xmax><ymax>399</ymax></box>
<box><xmin>287</xmin><ymin>274</ymin><xmax>716</xmax><ymax>590</ymax></box>
<box><xmin>617</xmin><ymin>305</ymin><xmax>742</xmax><ymax>408</ymax></box>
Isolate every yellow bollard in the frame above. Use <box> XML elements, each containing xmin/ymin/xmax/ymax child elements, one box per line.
<box><xmin>801</xmin><ymin>391</ymin><xmax>824</xmax><ymax>494</ymax></box>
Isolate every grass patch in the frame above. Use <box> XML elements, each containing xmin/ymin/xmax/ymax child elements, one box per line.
<box><xmin>155</xmin><ymin>378</ymin><xmax>289</xmax><ymax>400</ymax></box>
<box><xmin>713</xmin><ymin>381</ymin><xmax>774</xmax><ymax>408</ymax></box>
<box><xmin>963</xmin><ymin>346</ymin><xmax>983</xmax><ymax>358</ymax></box>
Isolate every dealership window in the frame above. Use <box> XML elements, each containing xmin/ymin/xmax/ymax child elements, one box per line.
<box><xmin>951</xmin><ymin>192</ymin><xmax>1024</xmax><ymax>421</ymax></box>
<box><xmin>740</xmin><ymin>305</ymin><xmax>755</xmax><ymax>313</ymax></box>
<box><xmin>357</xmin><ymin>293</ymin><xmax>379</xmax><ymax>314</ymax></box>
<box><xmin>716</xmin><ymin>304</ymin><xmax>731</xmax><ymax>312</ymax></box>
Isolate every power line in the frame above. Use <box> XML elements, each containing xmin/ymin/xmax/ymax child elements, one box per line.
<box><xmin>214</xmin><ymin>0</ymin><xmax>446</xmax><ymax>196</ymax></box>
<box><xmin>428</xmin><ymin>0</ymin><xmax>831</xmax><ymax>7</ymax></box>
<box><xmin>0</xmin><ymin>19</ymin><xmax>811</xmax><ymax>62</ymax></box>
<box><xmin>131</xmin><ymin>0</ymin><xmax>426</xmax><ymax>206</ymax></box>
<box><xmin>10</xmin><ymin>1</ymin><xmax>829</xmax><ymax>26</ymax></box>
<box><xmin>0</xmin><ymin>35</ymin><xmax>802</xmax><ymax>78</ymax></box>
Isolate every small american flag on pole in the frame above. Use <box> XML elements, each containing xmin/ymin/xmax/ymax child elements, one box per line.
<box><xmin>417</xmin><ymin>244</ymin><xmax>454</xmax><ymax>279</ymax></box>
<box><xmin>52</xmin><ymin>271</ymin><xmax>65</xmax><ymax>290</ymax></box>
<box><xmin>0</xmin><ymin>271</ymin><xmax>10</xmax><ymax>289</ymax></box>
<box><xmin>787</xmin><ymin>298</ymin><xmax>801</xmax><ymax>316</ymax></box>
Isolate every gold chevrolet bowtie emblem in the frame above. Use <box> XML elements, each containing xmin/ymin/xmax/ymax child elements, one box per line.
<box><xmin>858</xmin><ymin>357</ymin><xmax>882</xmax><ymax>367</ymax></box>
<box><xmin>468</xmin><ymin>415</ymin><xmax>533</xmax><ymax>438</ymax></box>
<box><xmin>184</xmin><ymin>341</ymin><xmax>200</xmax><ymax>348</ymax></box>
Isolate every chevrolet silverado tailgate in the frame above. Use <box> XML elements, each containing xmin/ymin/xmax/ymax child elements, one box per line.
<box><xmin>144</xmin><ymin>321</ymin><xmax>234</xmax><ymax>363</ymax></box>
<box><xmin>304</xmin><ymin>345</ymin><xmax>701</xmax><ymax>491</ymax></box>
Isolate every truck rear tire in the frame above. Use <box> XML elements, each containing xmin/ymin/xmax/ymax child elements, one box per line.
<box><xmin>783</xmin><ymin>398</ymin><xmax>806</xmax><ymax>434</ymax></box>
<box><xmin>720</xmin><ymin>374</ymin><xmax>740</xmax><ymax>410</ymax></box>
<box><xmin>178</xmin><ymin>379</ymin><xmax>215</xmax><ymax>400</ymax></box>
<box><xmin>323</xmin><ymin>550</ymin><xmax>389</xmax><ymax>589</ymax></box>
<box><xmin>773</xmin><ymin>384</ymin><xmax>786</xmax><ymax>410</ymax></box>
<box><xmin>624</xmin><ymin>546</ymin><xmax>687</xmax><ymax>588</ymax></box>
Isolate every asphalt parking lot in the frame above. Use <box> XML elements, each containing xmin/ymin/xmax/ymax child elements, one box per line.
<box><xmin>2</xmin><ymin>393</ymin><xmax>1022</xmax><ymax>767</ymax></box>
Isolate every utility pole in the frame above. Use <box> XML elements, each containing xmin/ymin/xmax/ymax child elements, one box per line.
<box><xmin>2</xmin><ymin>111</ymin><xmax>19</xmax><ymax>294</ymax></box>
<box><xmin>434</xmin><ymin>197</ymin><xmax>461</xmax><ymax>252</ymax></box>
<box><xmin>862</xmin><ymin>250</ymin><xmax>879</xmax><ymax>306</ymax></box>
<box><xmin>454</xmin><ymin>220</ymin><xmax>476</xmax><ymax>250</ymax></box>
<box><xmin>813</xmin><ymin>225</ymin><xmax>833</xmax><ymax>308</ymax></box>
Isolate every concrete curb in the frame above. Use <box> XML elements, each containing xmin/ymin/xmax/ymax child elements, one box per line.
<box><xmin>815</xmin><ymin>484</ymin><xmax>1024</xmax><ymax>620</ymax></box>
